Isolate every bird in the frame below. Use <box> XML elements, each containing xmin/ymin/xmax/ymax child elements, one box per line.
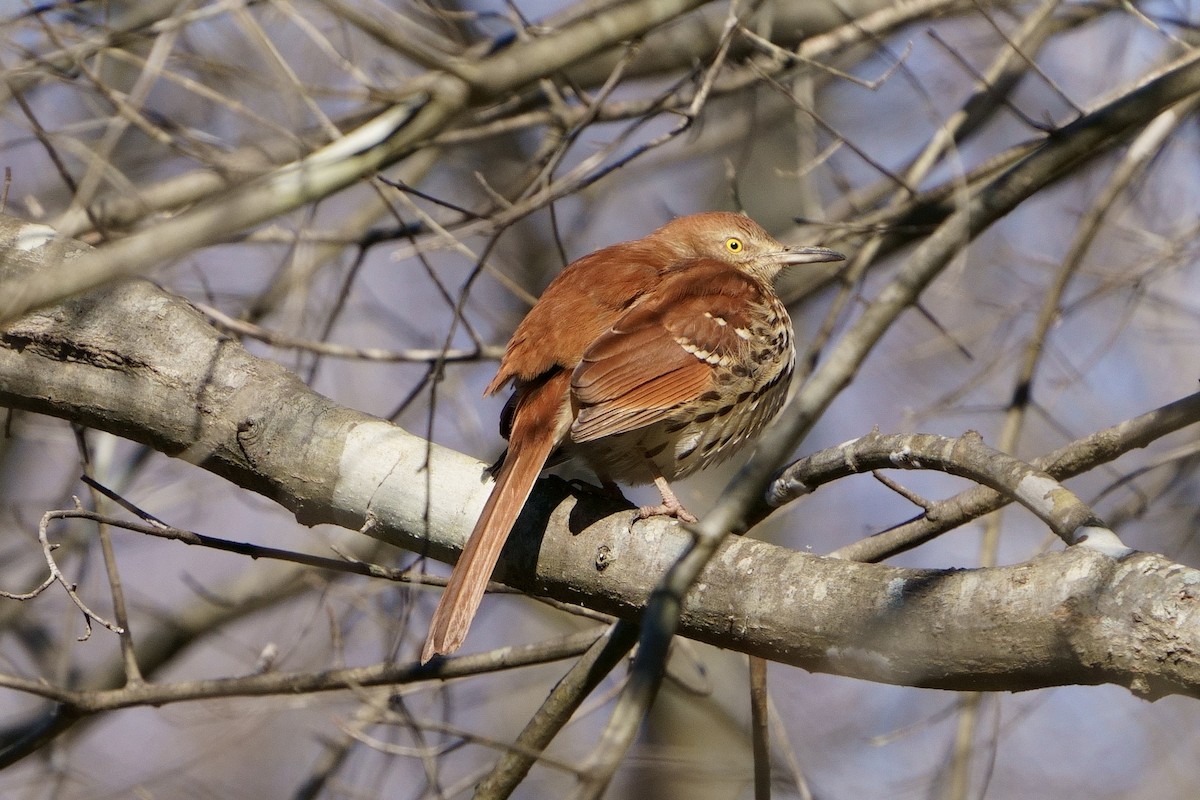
<box><xmin>420</xmin><ymin>211</ymin><xmax>844</xmax><ymax>663</ymax></box>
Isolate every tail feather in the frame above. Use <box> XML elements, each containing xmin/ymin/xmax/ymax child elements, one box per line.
<box><xmin>420</xmin><ymin>373</ymin><xmax>568</xmax><ymax>663</ymax></box>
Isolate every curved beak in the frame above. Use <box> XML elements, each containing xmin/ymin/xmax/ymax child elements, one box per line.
<box><xmin>780</xmin><ymin>245</ymin><xmax>845</xmax><ymax>265</ymax></box>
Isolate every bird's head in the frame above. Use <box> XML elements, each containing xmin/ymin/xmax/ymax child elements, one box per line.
<box><xmin>651</xmin><ymin>211</ymin><xmax>844</xmax><ymax>282</ymax></box>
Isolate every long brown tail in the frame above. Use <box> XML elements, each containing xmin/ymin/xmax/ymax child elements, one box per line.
<box><xmin>420</xmin><ymin>376</ymin><xmax>566</xmax><ymax>663</ymax></box>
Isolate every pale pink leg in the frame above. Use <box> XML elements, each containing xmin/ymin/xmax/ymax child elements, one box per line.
<box><xmin>638</xmin><ymin>475</ymin><xmax>698</xmax><ymax>523</ymax></box>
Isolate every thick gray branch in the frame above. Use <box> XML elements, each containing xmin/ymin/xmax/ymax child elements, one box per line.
<box><xmin>1</xmin><ymin>215</ymin><xmax>1197</xmax><ymax>699</ymax></box>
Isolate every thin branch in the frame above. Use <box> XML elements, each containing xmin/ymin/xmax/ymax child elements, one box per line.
<box><xmin>0</xmin><ymin>628</ymin><xmax>607</xmax><ymax>712</ymax></box>
<box><xmin>830</xmin><ymin>390</ymin><xmax>1200</xmax><ymax>562</ymax></box>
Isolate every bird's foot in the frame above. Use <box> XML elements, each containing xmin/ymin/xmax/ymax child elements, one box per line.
<box><xmin>637</xmin><ymin>476</ymin><xmax>698</xmax><ymax>523</ymax></box>
<box><xmin>636</xmin><ymin>501</ymin><xmax>698</xmax><ymax>524</ymax></box>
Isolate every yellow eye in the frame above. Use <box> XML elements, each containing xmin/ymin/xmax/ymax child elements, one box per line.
<box><xmin>725</xmin><ymin>237</ymin><xmax>743</xmax><ymax>253</ymax></box>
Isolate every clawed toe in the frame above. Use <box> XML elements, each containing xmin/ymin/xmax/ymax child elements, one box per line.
<box><xmin>632</xmin><ymin>475</ymin><xmax>699</xmax><ymax>523</ymax></box>
<box><xmin>636</xmin><ymin>501</ymin><xmax>698</xmax><ymax>524</ymax></box>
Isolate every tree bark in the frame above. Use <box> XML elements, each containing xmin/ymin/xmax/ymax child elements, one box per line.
<box><xmin>1</xmin><ymin>213</ymin><xmax>1197</xmax><ymax>699</ymax></box>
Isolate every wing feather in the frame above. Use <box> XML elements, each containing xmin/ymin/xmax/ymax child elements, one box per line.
<box><xmin>569</xmin><ymin>262</ymin><xmax>768</xmax><ymax>443</ymax></box>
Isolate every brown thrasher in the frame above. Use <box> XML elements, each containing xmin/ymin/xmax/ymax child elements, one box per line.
<box><xmin>421</xmin><ymin>212</ymin><xmax>843</xmax><ymax>662</ymax></box>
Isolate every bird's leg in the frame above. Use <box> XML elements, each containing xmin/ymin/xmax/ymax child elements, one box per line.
<box><xmin>566</xmin><ymin>471</ymin><xmax>627</xmax><ymax>502</ymax></box>
<box><xmin>639</xmin><ymin>474</ymin><xmax>698</xmax><ymax>524</ymax></box>
<box><xmin>596</xmin><ymin>474</ymin><xmax>626</xmax><ymax>501</ymax></box>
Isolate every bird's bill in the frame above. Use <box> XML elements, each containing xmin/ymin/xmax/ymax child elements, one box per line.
<box><xmin>780</xmin><ymin>246</ymin><xmax>845</xmax><ymax>265</ymax></box>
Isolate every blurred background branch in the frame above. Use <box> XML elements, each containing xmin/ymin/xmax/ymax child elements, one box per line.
<box><xmin>3</xmin><ymin>1</ymin><xmax>1200</xmax><ymax>798</ymax></box>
